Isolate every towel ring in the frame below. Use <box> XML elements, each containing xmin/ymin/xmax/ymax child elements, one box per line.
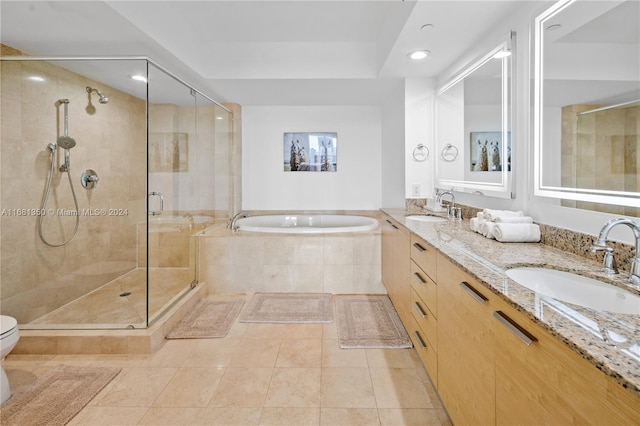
<box><xmin>440</xmin><ymin>144</ymin><xmax>459</xmax><ymax>162</ymax></box>
<box><xmin>412</xmin><ymin>144</ymin><xmax>429</xmax><ymax>162</ymax></box>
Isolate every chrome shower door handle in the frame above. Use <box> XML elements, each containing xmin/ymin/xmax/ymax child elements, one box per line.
<box><xmin>147</xmin><ymin>191</ymin><xmax>164</xmax><ymax>216</ymax></box>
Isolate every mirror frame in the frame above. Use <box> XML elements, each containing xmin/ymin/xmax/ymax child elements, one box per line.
<box><xmin>434</xmin><ymin>31</ymin><xmax>515</xmax><ymax>199</ymax></box>
<box><xmin>533</xmin><ymin>0</ymin><xmax>640</xmax><ymax>208</ymax></box>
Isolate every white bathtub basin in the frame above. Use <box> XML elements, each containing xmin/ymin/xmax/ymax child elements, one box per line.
<box><xmin>505</xmin><ymin>267</ymin><xmax>640</xmax><ymax>315</ymax></box>
<box><xmin>236</xmin><ymin>214</ymin><xmax>378</xmax><ymax>234</ymax></box>
<box><xmin>405</xmin><ymin>215</ymin><xmax>447</xmax><ymax>223</ymax></box>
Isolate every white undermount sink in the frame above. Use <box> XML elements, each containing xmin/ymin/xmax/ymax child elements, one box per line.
<box><xmin>505</xmin><ymin>267</ymin><xmax>640</xmax><ymax>315</ymax></box>
<box><xmin>405</xmin><ymin>215</ymin><xmax>447</xmax><ymax>223</ymax></box>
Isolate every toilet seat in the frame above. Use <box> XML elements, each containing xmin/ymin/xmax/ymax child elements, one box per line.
<box><xmin>0</xmin><ymin>316</ymin><xmax>17</xmax><ymax>338</ymax></box>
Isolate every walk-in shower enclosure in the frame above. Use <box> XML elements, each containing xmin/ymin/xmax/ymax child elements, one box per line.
<box><xmin>0</xmin><ymin>56</ymin><xmax>233</xmax><ymax>329</ymax></box>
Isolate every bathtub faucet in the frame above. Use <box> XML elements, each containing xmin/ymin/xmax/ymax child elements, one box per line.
<box><xmin>228</xmin><ymin>211</ymin><xmax>249</xmax><ymax>231</ymax></box>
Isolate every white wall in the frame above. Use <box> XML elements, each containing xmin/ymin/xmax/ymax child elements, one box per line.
<box><xmin>381</xmin><ymin>81</ymin><xmax>407</xmax><ymax>207</ymax></box>
<box><xmin>242</xmin><ymin>105</ymin><xmax>382</xmax><ymax>210</ymax></box>
<box><xmin>405</xmin><ymin>78</ymin><xmax>435</xmax><ymax>199</ymax></box>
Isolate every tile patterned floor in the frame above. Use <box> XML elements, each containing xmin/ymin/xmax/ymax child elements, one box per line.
<box><xmin>4</xmin><ymin>295</ymin><xmax>451</xmax><ymax>425</ymax></box>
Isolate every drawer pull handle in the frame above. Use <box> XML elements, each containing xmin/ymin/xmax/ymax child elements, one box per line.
<box><xmin>413</xmin><ymin>330</ymin><xmax>427</xmax><ymax>349</ymax></box>
<box><xmin>493</xmin><ymin>311</ymin><xmax>538</xmax><ymax>346</ymax></box>
<box><xmin>413</xmin><ymin>272</ymin><xmax>426</xmax><ymax>286</ymax></box>
<box><xmin>459</xmin><ymin>281</ymin><xmax>488</xmax><ymax>304</ymax></box>
<box><xmin>414</xmin><ymin>302</ymin><xmax>427</xmax><ymax>318</ymax></box>
<box><xmin>391</xmin><ymin>224</ymin><xmax>399</xmax><ymax>230</ymax></box>
<box><xmin>412</xmin><ymin>242</ymin><xmax>426</xmax><ymax>252</ymax></box>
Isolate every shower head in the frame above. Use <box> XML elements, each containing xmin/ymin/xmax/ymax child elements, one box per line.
<box><xmin>86</xmin><ymin>86</ymin><xmax>109</xmax><ymax>104</ymax></box>
<box><xmin>57</xmin><ymin>136</ymin><xmax>76</xmax><ymax>150</ymax></box>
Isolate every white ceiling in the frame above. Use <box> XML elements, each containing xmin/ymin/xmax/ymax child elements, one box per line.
<box><xmin>1</xmin><ymin>0</ymin><xmax>540</xmax><ymax>106</ymax></box>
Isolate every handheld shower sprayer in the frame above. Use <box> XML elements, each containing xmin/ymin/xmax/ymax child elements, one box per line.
<box><xmin>86</xmin><ymin>86</ymin><xmax>110</xmax><ymax>104</ymax></box>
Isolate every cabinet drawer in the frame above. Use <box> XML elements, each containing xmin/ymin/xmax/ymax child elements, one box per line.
<box><xmin>410</xmin><ymin>234</ymin><xmax>436</xmax><ymax>280</ymax></box>
<box><xmin>410</xmin><ymin>288</ymin><xmax>438</xmax><ymax>353</ymax></box>
<box><xmin>410</xmin><ymin>260</ymin><xmax>437</xmax><ymax>318</ymax></box>
<box><xmin>408</xmin><ymin>315</ymin><xmax>438</xmax><ymax>387</ymax></box>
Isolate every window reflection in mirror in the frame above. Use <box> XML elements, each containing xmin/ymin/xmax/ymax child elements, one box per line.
<box><xmin>435</xmin><ymin>31</ymin><xmax>514</xmax><ymax>199</ymax></box>
<box><xmin>534</xmin><ymin>0</ymin><xmax>640</xmax><ymax>214</ymax></box>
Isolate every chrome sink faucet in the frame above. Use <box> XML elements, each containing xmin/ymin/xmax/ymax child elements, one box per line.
<box><xmin>436</xmin><ymin>190</ymin><xmax>456</xmax><ymax>217</ymax></box>
<box><xmin>591</xmin><ymin>217</ymin><xmax>640</xmax><ymax>284</ymax></box>
<box><xmin>227</xmin><ymin>211</ymin><xmax>249</xmax><ymax>231</ymax></box>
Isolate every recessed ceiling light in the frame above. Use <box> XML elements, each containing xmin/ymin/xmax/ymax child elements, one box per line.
<box><xmin>408</xmin><ymin>50</ymin><xmax>431</xmax><ymax>61</ymax></box>
<box><xmin>130</xmin><ymin>74</ymin><xmax>147</xmax><ymax>83</ymax></box>
<box><xmin>216</xmin><ymin>116</ymin><xmax>224</xmax><ymax>120</ymax></box>
<box><xmin>493</xmin><ymin>50</ymin><xmax>512</xmax><ymax>59</ymax></box>
<box><xmin>28</xmin><ymin>76</ymin><xmax>45</xmax><ymax>82</ymax></box>
<box><xmin>421</xmin><ymin>24</ymin><xmax>434</xmax><ymax>32</ymax></box>
<box><xmin>546</xmin><ymin>24</ymin><xmax>562</xmax><ymax>31</ymax></box>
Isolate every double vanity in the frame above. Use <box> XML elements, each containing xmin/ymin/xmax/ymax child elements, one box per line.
<box><xmin>381</xmin><ymin>209</ymin><xmax>639</xmax><ymax>425</ymax></box>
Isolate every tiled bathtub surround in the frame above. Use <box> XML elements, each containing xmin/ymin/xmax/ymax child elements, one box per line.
<box><xmin>199</xmin><ymin>211</ymin><xmax>383</xmax><ymax>295</ymax></box>
<box><xmin>386</xmin><ymin>208</ymin><xmax>640</xmax><ymax>396</ymax></box>
<box><xmin>405</xmin><ymin>199</ymin><xmax>638</xmax><ymax>275</ymax></box>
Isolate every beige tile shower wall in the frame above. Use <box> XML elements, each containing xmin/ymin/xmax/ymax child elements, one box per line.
<box><xmin>199</xmin><ymin>227</ymin><xmax>384</xmax><ymax>295</ymax></box>
<box><xmin>0</xmin><ymin>58</ymin><xmax>146</xmax><ymax>323</ymax></box>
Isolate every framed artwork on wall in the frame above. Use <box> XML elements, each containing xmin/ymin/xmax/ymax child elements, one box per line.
<box><xmin>470</xmin><ymin>131</ymin><xmax>511</xmax><ymax>172</ymax></box>
<box><xmin>283</xmin><ymin>132</ymin><xmax>337</xmax><ymax>172</ymax></box>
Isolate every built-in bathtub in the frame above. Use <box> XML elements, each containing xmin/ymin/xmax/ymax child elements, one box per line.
<box><xmin>236</xmin><ymin>214</ymin><xmax>379</xmax><ymax>234</ymax></box>
<box><xmin>199</xmin><ymin>212</ymin><xmax>384</xmax><ymax>295</ymax></box>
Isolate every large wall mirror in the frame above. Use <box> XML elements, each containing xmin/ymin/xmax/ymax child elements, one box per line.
<box><xmin>534</xmin><ymin>0</ymin><xmax>640</xmax><ymax>214</ymax></box>
<box><xmin>434</xmin><ymin>31</ymin><xmax>515</xmax><ymax>199</ymax></box>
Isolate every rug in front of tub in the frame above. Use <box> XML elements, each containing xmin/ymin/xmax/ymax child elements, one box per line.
<box><xmin>239</xmin><ymin>292</ymin><xmax>334</xmax><ymax>323</ymax></box>
<box><xmin>166</xmin><ymin>299</ymin><xmax>245</xmax><ymax>339</ymax></box>
<box><xmin>335</xmin><ymin>295</ymin><xmax>412</xmax><ymax>349</ymax></box>
<box><xmin>0</xmin><ymin>365</ymin><xmax>120</xmax><ymax>426</ymax></box>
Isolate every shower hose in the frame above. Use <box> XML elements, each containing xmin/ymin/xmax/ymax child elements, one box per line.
<box><xmin>38</xmin><ymin>146</ymin><xmax>79</xmax><ymax>247</ymax></box>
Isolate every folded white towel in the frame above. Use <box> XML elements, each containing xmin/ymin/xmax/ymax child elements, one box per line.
<box><xmin>480</xmin><ymin>221</ymin><xmax>497</xmax><ymax>240</ymax></box>
<box><xmin>470</xmin><ymin>217</ymin><xmax>481</xmax><ymax>233</ymax></box>
<box><xmin>493</xmin><ymin>216</ymin><xmax>534</xmax><ymax>224</ymax></box>
<box><xmin>482</xmin><ymin>209</ymin><xmax>524</xmax><ymax>222</ymax></box>
<box><xmin>476</xmin><ymin>212</ymin><xmax>486</xmax><ymax>220</ymax></box>
<box><xmin>493</xmin><ymin>223</ymin><xmax>541</xmax><ymax>243</ymax></box>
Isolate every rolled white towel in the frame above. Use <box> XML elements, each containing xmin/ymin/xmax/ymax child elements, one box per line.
<box><xmin>470</xmin><ymin>217</ymin><xmax>483</xmax><ymax>233</ymax></box>
<box><xmin>493</xmin><ymin>223</ymin><xmax>541</xmax><ymax>243</ymax></box>
<box><xmin>482</xmin><ymin>209</ymin><xmax>524</xmax><ymax>222</ymax></box>
<box><xmin>480</xmin><ymin>221</ymin><xmax>497</xmax><ymax>240</ymax></box>
<box><xmin>494</xmin><ymin>216</ymin><xmax>534</xmax><ymax>224</ymax></box>
<box><xmin>476</xmin><ymin>212</ymin><xmax>486</xmax><ymax>220</ymax></box>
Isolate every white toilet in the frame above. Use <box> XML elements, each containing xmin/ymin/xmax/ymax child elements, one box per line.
<box><xmin>0</xmin><ymin>315</ymin><xmax>19</xmax><ymax>404</ymax></box>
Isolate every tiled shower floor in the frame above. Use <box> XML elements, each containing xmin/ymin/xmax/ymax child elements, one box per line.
<box><xmin>29</xmin><ymin>268</ymin><xmax>193</xmax><ymax>327</ymax></box>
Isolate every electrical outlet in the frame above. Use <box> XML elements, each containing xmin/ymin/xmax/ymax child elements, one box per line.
<box><xmin>411</xmin><ymin>183</ymin><xmax>420</xmax><ymax>197</ymax></box>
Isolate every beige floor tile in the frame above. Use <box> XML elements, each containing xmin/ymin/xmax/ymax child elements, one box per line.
<box><xmin>378</xmin><ymin>408</ymin><xmax>444</xmax><ymax>425</ymax></box>
<box><xmin>259</xmin><ymin>407</ymin><xmax>320</xmax><ymax>426</ymax></box>
<box><xmin>282</xmin><ymin>323</ymin><xmax>323</xmax><ymax>339</ymax></box>
<box><xmin>321</xmin><ymin>340</ymin><xmax>368</xmax><ymax>368</ymax></box>
<box><xmin>320</xmin><ymin>367</ymin><xmax>376</xmax><ymax>408</ymax></box>
<box><xmin>322</xmin><ymin>323</ymin><xmax>338</xmax><ymax>340</ymax></box>
<box><xmin>264</xmin><ymin>368</ymin><xmax>321</xmax><ymax>408</ymax></box>
<box><xmin>209</xmin><ymin>367</ymin><xmax>273</xmax><ymax>408</ymax></box>
<box><xmin>319</xmin><ymin>408</ymin><xmax>380</xmax><ymax>425</ymax></box>
<box><xmin>67</xmin><ymin>406</ymin><xmax>149</xmax><ymax>425</ymax></box>
<box><xmin>153</xmin><ymin>366</ymin><xmax>225</xmax><ymax>407</ymax></box>
<box><xmin>370</xmin><ymin>368</ymin><xmax>434</xmax><ymax>409</ymax></box>
<box><xmin>137</xmin><ymin>407</ymin><xmax>206</xmax><ymax>425</ymax></box>
<box><xmin>228</xmin><ymin>339</ymin><xmax>281</xmax><ymax>368</ymax></box>
<box><xmin>182</xmin><ymin>338</ymin><xmax>241</xmax><ymax>368</ymax></box>
<box><xmin>90</xmin><ymin>367</ymin><xmax>177</xmax><ymax>407</ymax></box>
<box><xmin>365</xmin><ymin>349</ymin><xmax>420</xmax><ymax>369</ymax></box>
<box><xmin>225</xmin><ymin>319</ymin><xmax>249</xmax><ymax>339</ymax></box>
<box><xmin>140</xmin><ymin>339</ymin><xmax>199</xmax><ymax>367</ymax></box>
<box><xmin>199</xmin><ymin>407</ymin><xmax>263</xmax><ymax>425</ymax></box>
<box><xmin>242</xmin><ymin>323</ymin><xmax>287</xmax><ymax>339</ymax></box>
<box><xmin>276</xmin><ymin>339</ymin><xmax>322</xmax><ymax>368</ymax></box>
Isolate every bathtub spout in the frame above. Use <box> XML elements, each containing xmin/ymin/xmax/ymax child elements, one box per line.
<box><xmin>228</xmin><ymin>211</ymin><xmax>249</xmax><ymax>231</ymax></box>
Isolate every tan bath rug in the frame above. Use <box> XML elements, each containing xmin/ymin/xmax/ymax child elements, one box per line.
<box><xmin>239</xmin><ymin>292</ymin><xmax>334</xmax><ymax>323</ymax></box>
<box><xmin>166</xmin><ymin>299</ymin><xmax>245</xmax><ymax>339</ymax></box>
<box><xmin>0</xmin><ymin>364</ymin><xmax>120</xmax><ymax>426</ymax></box>
<box><xmin>335</xmin><ymin>295</ymin><xmax>412</xmax><ymax>349</ymax></box>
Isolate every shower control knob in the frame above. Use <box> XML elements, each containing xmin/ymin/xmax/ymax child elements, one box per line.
<box><xmin>81</xmin><ymin>169</ymin><xmax>99</xmax><ymax>189</ymax></box>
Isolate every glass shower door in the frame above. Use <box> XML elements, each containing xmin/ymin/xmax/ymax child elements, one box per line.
<box><xmin>146</xmin><ymin>63</ymin><xmax>197</xmax><ymax>325</ymax></box>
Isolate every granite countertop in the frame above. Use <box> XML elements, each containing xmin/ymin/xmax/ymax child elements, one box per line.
<box><xmin>381</xmin><ymin>208</ymin><xmax>640</xmax><ymax>397</ymax></box>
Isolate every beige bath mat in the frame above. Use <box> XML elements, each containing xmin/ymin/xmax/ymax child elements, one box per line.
<box><xmin>239</xmin><ymin>292</ymin><xmax>334</xmax><ymax>323</ymax></box>
<box><xmin>0</xmin><ymin>364</ymin><xmax>120</xmax><ymax>426</ymax></box>
<box><xmin>335</xmin><ymin>295</ymin><xmax>412</xmax><ymax>349</ymax></box>
<box><xmin>166</xmin><ymin>299</ymin><xmax>244</xmax><ymax>339</ymax></box>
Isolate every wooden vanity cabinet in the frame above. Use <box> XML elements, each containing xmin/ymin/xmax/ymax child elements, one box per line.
<box><xmin>492</xmin><ymin>297</ymin><xmax>640</xmax><ymax>425</ymax></box>
<box><xmin>436</xmin><ymin>253</ymin><xmax>496</xmax><ymax>426</ymax></box>
<box><xmin>381</xmin><ymin>216</ymin><xmax>411</xmax><ymax>326</ymax></box>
